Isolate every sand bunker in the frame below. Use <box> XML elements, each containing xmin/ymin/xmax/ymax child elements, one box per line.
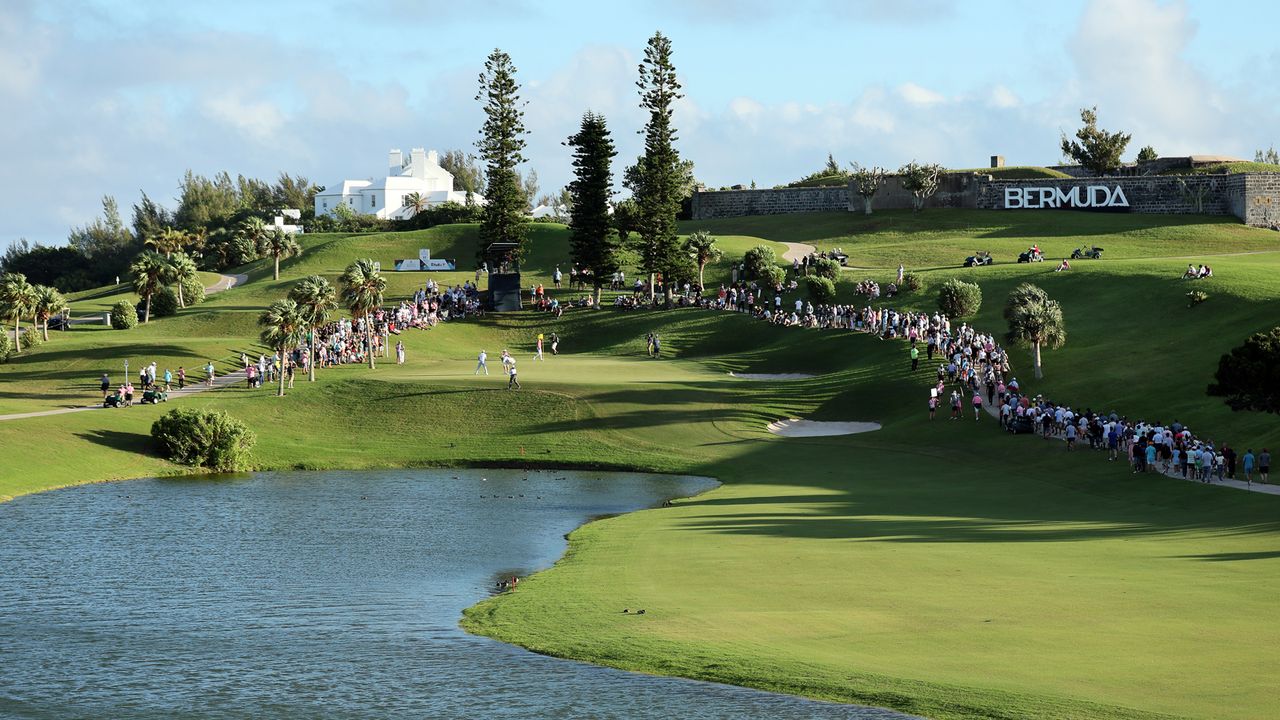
<box><xmin>728</xmin><ymin>372</ymin><xmax>816</xmax><ymax>381</ymax></box>
<box><xmin>766</xmin><ymin>419</ymin><xmax>882</xmax><ymax>437</ymax></box>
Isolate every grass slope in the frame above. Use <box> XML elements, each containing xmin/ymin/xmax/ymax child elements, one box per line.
<box><xmin>4</xmin><ymin>214</ymin><xmax>1280</xmax><ymax>719</ymax></box>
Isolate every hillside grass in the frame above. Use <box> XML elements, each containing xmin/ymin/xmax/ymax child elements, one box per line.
<box><xmin>1162</xmin><ymin>162</ymin><xmax>1280</xmax><ymax>175</ymax></box>
<box><xmin>952</xmin><ymin>166</ymin><xmax>1072</xmax><ymax>179</ymax></box>
<box><xmin>5</xmin><ymin>213</ymin><xmax>1280</xmax><ymax>719</ymax></box>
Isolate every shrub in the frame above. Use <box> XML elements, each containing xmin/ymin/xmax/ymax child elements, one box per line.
<box><xmin>110</xmin><ymin>300</ymin><xmax>138</xmax><ymax>330</ymax></box>
<box><xmin>151</xmin><ymin>287</ymin><xmax>178</xmax><ymax>318</ymax></box>
<box><xmin>901</xmin><ymin>273</ymin><xmax>922</xmax><ymax>293</ymax></box>
<box><xmin>937</xmin><ymin>278</ymin><xmax>982</xmax><ymax>318</ymax></box>
<box><xmin>1186</xmin><ymin>290</ymin><xmax>1208</xmax><ymax>307</ymax></box>
<box><xmin>1208</xmin><ymin>327</ymin><xmax>1280</xmax><ymax>413</ymax></box>
<box><xmin>0</xmin><ymin>331</ymin><xmax>11</xmax><ymax>362</ymax></box>
<box><xmin>760</xmin><ymin>264</ymin><xmax>786</xmax><ymax>288</ymax></box>
<box><xmin>20</xmin><ymin>327</ymin><xmax>43</xmax><ymax>350</ymax></box>
<box><xmin>181</xmin><ymin>278</ymin><xmax>206</xmax><ymax>306</ymax></box>
<box><xmin>805</xmin><ymin>276</ymin><xmax>836</xmax><ymax>304</ymax></box>
<box><xmin>812</xmin><ymin>258</ymin><xmax>840</xmax><ymax>281</ymax></box>
<box><xmin>743</xmin><ymin>245</ymin><xmax>778</xmax><ymax>280</ymax></box>
<box><xmin>151</xmin><ymin>408</ymin><xmax>256</xmax><ymax>471</ymax></box>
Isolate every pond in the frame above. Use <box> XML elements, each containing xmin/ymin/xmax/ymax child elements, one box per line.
<box><xmin>0</xmin><ymin>469</ymin><xmax>912</xmax><ymax>719</ymax></box>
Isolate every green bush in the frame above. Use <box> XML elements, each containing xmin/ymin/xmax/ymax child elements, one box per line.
<box><xmin>20</xmin><ymin>327</ymin><xmax>43</xmax><ymax>350</ymax></box>
<box><xmin>0</xmin><ymin>331</ymin><xmax>11</xmax><ymax>362</ymax></box>
<box><xmin>805</xmin><ymin>276</ymin><xmax>836</xmax><ymax>304</ymax></box>
<box><xmin>110</xmin><ymin>300</ymin><xmax>138</xmax><ymax>330</ymax></box>
<box><xmin>1208</xmin><ymin>327</ymin><xmax>1280</xmax><ymax>413</ymax></box>
<box><xmin>937</xmin><ymin>278</ymin><xmax>983</xmax><ymax>318</ymax></box>
<box><xmin>743</xmin><ymin>245</ymin><xmax>778</xmax><ymax>280</ymax></box>
<box><xmin>151</xmin><ymin>287</ymin><xmax>178</xmax><ymax>318</ymax></box>
<box><xmin>760</xmin><ymin>264</ymin><xmax>786</xmax><ymax>288</ymax></box>
<box><xmin>181</xmin><ymin>278</ymin><xmax>206</xmax><ymax>306</ymax></box>
<box><xmin>901</xmin><ymin>273</ymin><xmax>922</xmax><ymax>293</ymax></box>
<box><xmin>151</xmin><ymin>408</ymin><xmax>257</xmax><ymax>471</ymax></box>
<box><xmin>812</xmin><ymin>258</ymin><xmax>840</xmax><ymax>281</ymax></box>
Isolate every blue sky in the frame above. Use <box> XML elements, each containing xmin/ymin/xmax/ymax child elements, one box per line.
<box><xmin>4</xmin><ymin>0</ymin><xmax>1280</xmax><ymax>244</ymax></box>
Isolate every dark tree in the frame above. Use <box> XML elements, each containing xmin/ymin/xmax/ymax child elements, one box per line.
<box><xmin>1060</xmin><ymin>107</ymin><xmax>1132</xmax><ymax>176</ymax></box>
<box><xmin>475</xmin><ymin>49</ymin><xmax>529</xmax><ymax>264</ymax></box>
<box><xmin>1208</xmin><ymin>327</ymin><xmax>1280</xmax><ymax>413</ymax></box>
<box><xmin>565</xmin><ymin>112</ymin><xmax>620</xmax><ymax>308</ymax></box>
<box><xmin>630</xmin><ymin>31</ymin><xmax>686</xmax><ymax>305</ymax></box>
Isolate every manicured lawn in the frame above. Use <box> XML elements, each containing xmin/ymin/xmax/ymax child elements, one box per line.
<box><xmin>5</xmin><ymin>214</ymin><xmax>1280</xmax><ymax>719</ymax></box>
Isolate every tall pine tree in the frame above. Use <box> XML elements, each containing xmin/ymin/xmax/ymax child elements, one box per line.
<box><xmin>631</xmin><ymin>31</ymin><xmax>686</xmax><ymax>305</ymax></box>
<box><xmin>475</xmin><ymin>49</ymin><xmax>529</xmax><ymax>267</ymax></box>
<box><xmin>566</xmin><ymin>112</ymin><xmax>619</xmax><ymax>308</ymax></box>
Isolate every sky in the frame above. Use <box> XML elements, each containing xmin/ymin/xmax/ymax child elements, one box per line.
<box><xmin>3</xmin><ymin>0</ymin><xmax>1280</xmax><ymax>245</ymax></box>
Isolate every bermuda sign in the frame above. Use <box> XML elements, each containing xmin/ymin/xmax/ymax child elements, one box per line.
<box><xmin>1004</xmin><ymin>185</ymin><xmax>1130</xmax><ymax>210</ymax></box>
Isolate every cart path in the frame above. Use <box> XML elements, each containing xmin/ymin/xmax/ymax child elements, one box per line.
<box><xmin>64</xmin><ymin>273</ymin><xmax>248</xmax><ymax>326</ymax></box>
<box><xmin>205</xmin><ymin>273</ymin><xmax>249</xmax><ymax>294</ymax></box>
<box><xmin>0</xmin><ymin>369</ymin><xmax>248</xmax><ymax>422</ymax></box>
<box><xmin>779</xmin><ymin>242</ymin><xmax>816</xmax><ymax>262</ymax></box>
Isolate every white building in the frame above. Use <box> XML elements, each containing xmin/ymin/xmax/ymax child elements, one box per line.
<box><xmin>272</xmin><ymin>208</ymin><xmax>303</xmax><ymax>235</ymax></box>
<box><xmin>315</xmin><ymin>148</ymin><xmax>482</xmax><ymax>220</ymax></box>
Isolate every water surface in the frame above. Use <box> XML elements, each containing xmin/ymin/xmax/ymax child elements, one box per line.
<box><xmin>0</xmin><ymin>469</ymin><xmax>911</xmax><ymax>719</ymax></box>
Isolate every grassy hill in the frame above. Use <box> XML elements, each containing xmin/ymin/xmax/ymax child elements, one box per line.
<box><xmin>4</xmin><ymin>211</ymin><xmax>1280</xmax><ymax>719</ymax></box>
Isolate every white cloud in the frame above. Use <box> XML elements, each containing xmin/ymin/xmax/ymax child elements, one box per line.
<box><xmin>898</xmin><ymin>82</ymin><xmax>946</xmax><ymax>106</ymax></box>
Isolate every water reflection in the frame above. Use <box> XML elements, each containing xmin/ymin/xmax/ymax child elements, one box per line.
<box><xmin>0</xmin><ymin>469</ymin><xmax>914</xmax><ymax>719</ymax></box>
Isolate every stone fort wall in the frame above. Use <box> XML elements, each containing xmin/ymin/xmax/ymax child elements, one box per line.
<box><xmin>690</xmin><ymin>173</ymin><xmax>1280</xmax><ymax>228</ymax></box>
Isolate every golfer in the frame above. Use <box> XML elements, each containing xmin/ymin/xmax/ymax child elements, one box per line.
<box><xmin>507</xmin><ymin>359</ymin><xmax>520</xmax><ymax>390</ymax></box>
<box><xmin>475</xmin><ymin>350</ymin><xmax>489</xmax><ymax>375</ymax></box>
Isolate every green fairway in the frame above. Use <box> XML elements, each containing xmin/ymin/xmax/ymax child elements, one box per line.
<box><xmin>4</xmin><ymin>212</ymin><xmax>1280</xmax><ymax>719</ymax></box>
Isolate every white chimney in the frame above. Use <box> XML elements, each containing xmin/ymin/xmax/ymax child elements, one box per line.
<box><xmin>410</xmin><ymin>148</ymin><xmax>427</xmax><ymax>180</ymax></box>
<box><xmin>427</xmin><ymin>149</ymin><xmax>439</xmax><ymax>165</ymax></box>
<box><xmin>389</xmin><ymin>149</ymin><xmax>403</xmax><ymax>176</ymax></box>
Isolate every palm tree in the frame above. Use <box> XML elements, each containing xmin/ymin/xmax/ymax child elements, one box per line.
<box><xmin>339</xmin><ymin>259</ymin><xmax>386</xmax><ymax>370</ymax></box>
<box><xmin>403</xmin><ymin>192</ymin><xmax>429</xmax><ymax>217</ymax></box>
<box><xmin>288</xmin><ymin>274</ymin><xmax>338</xmax><ymax>382</ymax></box>
<box><xmin>168</xmin><ymin>252</ymin><xmax>200</xmax><ymax>308</ymax></box>
<box><xmin>1005</xmin><ymin>291</ymin><xmax>1067</xmax><ymax>380</ymax></box>
<box><xmin>31</xmin><ymin>285</ymin><xmax>68</xmax><ymax>342</ymax></box>
<box><xmin>683</xmin><ymin>230</ymin><xmax>722</xmax><ymax>289</ymax></box>
<box><xmin>237</xmin><ymin>217</ymin><xmax>269</xmax><ymax>263</ymax></box>
<box><xmin>0</xmin><ymin>272</ymin><xmax>37</xmax><ymax>352</ymax></box>
<box><xmin>258</xmin><ymin>299</ymin><xmax>308</xmax><ymax>397</ymax></box>
<box><xmin>258</xmin><ymin>227</ymin><xmax>301</xmax><ymax>281</ymax></box>
<box><xmin>144</xmin><ymin>227</ymin><xmax>187</xmax><ymax>258</ymax></box>
<box><xmin>130</xmin><ymin>251</ymin><xmax>168</xmax><ymax>323</ymax></box>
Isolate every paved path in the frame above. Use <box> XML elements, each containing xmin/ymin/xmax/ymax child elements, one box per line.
<box><xmin>0</xmin><ymin>369</ymin><xmax>248</xmax><ymax>422</ymax></box>
<box><xmin>779</xmin><ymin>242</ymin><xmax>816</xmax><ymax>262</ymax></box>
<box><xmin>62</xmin><ymin>273</ymin><xmax>248</xmax><ymax>327</ymax></box>
<box><xmin>205</xmin><ymin>273</ymin><xmax>249</xmax><ymax>294</ymax></box>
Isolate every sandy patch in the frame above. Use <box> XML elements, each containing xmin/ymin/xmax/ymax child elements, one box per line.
<box><xmin>728</xmin><ymin>372</ymin><xmax>816</xmax><ymax>381</ymax></box>
<box><xmin>766</xmin><ymin>418</ymin><xmax>882</xmax><ymax>437</ymax></box>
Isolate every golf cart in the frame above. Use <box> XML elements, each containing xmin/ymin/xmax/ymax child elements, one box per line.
<box><xmin>829</xmin><ymin>248</ymin><xmax>849</xmax><ymax>266</ymax></box>
<box><xmin>1017</xmin><ymin>248</ymin><xmax>1045</xmax><ymax>263</ymax></box>
<box><xmin>140</xmin><ymin>388</ymin><xmax>169</xmax><ymax>405</ymax></box>
<box><xmin>1071</xmin><ymin>246</ymin><xmax>1104</xmax><ymax>260</ymax></box>
<box><xmin>963</xmin><ymin>251</ymin><xmax>994</xmax><ymax>267</ymax></box>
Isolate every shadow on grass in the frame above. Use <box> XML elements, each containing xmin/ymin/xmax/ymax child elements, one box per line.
<box><xmin>671</xmin><ymin>435</ymin><xmax>1280</xmax><ymax>545</ymax></box>
<box><xmin>1173</xmin><ymin>550</ymin><xmax>1280</xmax><ymax>562</ymax></box>
<box><xmin>74</xmin><ymin>428</ymin><xmax>152</xmax><ymax>455</ymax></box>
